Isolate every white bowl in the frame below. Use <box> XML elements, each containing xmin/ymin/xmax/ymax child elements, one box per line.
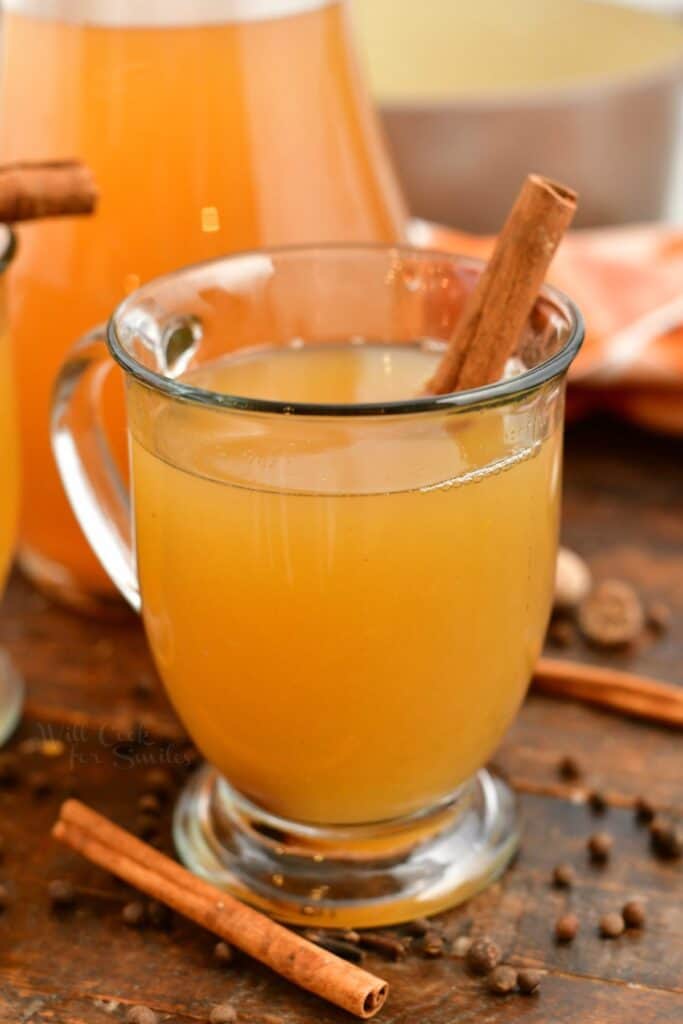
<box><xmin>354</xmin><ymin>0</ymin><xmax>683</xmax><ymax>230</ymax></box>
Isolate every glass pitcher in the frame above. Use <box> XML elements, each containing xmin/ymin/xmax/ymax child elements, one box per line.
<box><xmin>0</xmin><ymin>0</ymin><xmax>405</xmax><ymax>614</ymax></box>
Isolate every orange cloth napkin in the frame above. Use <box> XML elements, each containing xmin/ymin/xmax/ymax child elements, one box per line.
<box><xmin>410</xmin><ymin>220</ymin><xmax>683</xmax><ymax>435</ymax></box>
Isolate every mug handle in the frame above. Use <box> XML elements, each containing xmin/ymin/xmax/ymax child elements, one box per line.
<box><xmin>51</xmin><ymin>326</ymin><xmax>141</xmax><ymax>611</ymax></box>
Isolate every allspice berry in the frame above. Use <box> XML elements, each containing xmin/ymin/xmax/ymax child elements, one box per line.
<box><xmin>122</xmin><ymin>900</ymin><xmax>147</xmax><ymax>927</ymax></box>
<box><xmin>487</xmin><ymin>965</ymin><xmax>518</xmax><ymax>995</ymax></box>
<box><xmin>622</xmin><ymin>901</ymin><xmax>646</xmax><ymax>929</ymax></box>
<box><xmin>213</xmin><ymin>940</ymin><xmax>234</xmax><ymax>965</ymax></box>
<box><xmin>555</xmin><ymin>913</ymin><xmax>579</xmax><ymax>943</ymax></box>
<box><xmin>48</xmin><ymin>878</ymin><xmax>76</xmax><ymax>907</ymax></box>
<box><xmin>465</xmin><ymin>937</ymin><xmax>502</xmax><ymax>974</ymax></box>
<box><xmin>599</xmin><ymin>912</ymin><xmax>625</xmax><ymax>938</ymax></box>
<box><xmin>518</xmin><ymin>969</ymin><xmax>543</xmax><ymax>995</ymax></box>
<box><xmin>588</xmin><ymin>831</ymin><xmax>613</xmax><ymax>864</ymax></box>
<box><xmin>552</xmin><ymin>863</ymin><xmax>576</xmax><ymax>889</ymax></box>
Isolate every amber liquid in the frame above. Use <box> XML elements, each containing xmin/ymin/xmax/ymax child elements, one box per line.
<box><xmin>0</xmin><ymin>1</ymin><xmax>404</xmax><ymax>599</ymax></box>
<box><xmin>130</xmin><ymin>343</ymin><xmax>560</xmax><ymax>825</ymax></box>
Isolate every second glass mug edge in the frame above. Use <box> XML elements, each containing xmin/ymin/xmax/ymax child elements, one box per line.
<box><xmin>106</xmin><ymin>242</ymin><xmax>586</xmax><ymax>419</ymax></box>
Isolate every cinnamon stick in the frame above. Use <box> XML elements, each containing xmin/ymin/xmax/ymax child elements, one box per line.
<box><xmin>426</xmin><ymin>174</ymin><xmax>577</xmax><ymax>395</ymax></box>
<box><xmin>0</xmin><ymin>160</ymin><xmax>97</xmax><ymax>223</ymax></box>
<box><xmin>533</xmin><ymin>657</ymin><xmax>683</xmax><ymax>728</ymax></box>
<box><xmin>53</xmin><ymin>800</ymin><xmax>388</xmax><ymax>1019</ymax></box>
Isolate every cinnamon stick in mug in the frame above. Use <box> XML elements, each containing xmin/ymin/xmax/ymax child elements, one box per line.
<box><xmin>0</xmin><ymin>160</ymin><xmax>97</xmax><ymax>223</ymax></box>
<box><xmin>426</xmin><ymin>174</ymin><xmax>577</xmax><ymax>395</ymax></box>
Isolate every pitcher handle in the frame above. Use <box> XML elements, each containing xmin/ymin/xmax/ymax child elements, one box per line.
<box><xmin>51</xmin><ymin>326</ymin><xmax>140</xmax><ymax>611</ymax></box>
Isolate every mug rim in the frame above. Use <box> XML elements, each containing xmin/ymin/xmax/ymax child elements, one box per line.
<box><xmin>107</xmin><ymin>242</ymin><xmax>585</xmax><ymax>418</ymax></box>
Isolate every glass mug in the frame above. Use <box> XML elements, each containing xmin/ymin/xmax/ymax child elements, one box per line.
<box><xmin>0</xmin><ymin>227</ymin><xmax>24</xmax><ymax>745</ymax></box>
<box><xmin>1</xmin><ymin>0</ymin><xmax>404</xmax><ymax>614</ymax></box>
<box><xmin>52</xmin><ymin>246</ymin><xmax>583</xmax><ymax>927</ymax></box>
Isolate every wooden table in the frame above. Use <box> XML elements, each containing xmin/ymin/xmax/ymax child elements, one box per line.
<box><xmin>0</xmin><ymin>416</ymin><xmax>681</xmax><ymax>1024</ymax></box>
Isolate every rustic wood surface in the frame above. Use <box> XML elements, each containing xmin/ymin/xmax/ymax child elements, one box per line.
<box><xmin>0</xmin><ymin>416</ymin><xmax>681</xmax><ymax>1024</ymax></box>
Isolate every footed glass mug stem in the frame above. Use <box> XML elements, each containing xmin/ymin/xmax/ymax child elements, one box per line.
<box><xmin>51</xmin><ymin>328</ymin><xmax>140</xmax><ymax>612</ymax></box>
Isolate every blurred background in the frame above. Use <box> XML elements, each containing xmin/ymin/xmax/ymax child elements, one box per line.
<box><xmin>353</xmin><ymin>0</ymin><xmax>683</xmax><ymax>229</ymax></box>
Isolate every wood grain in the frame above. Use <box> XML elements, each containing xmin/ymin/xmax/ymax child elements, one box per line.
<box><xmin>0</xmin><ymin>417</ymin><xmax>681</xmax><ymax>1023</ymax></box>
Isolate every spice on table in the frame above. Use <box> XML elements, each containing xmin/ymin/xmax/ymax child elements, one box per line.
<box><xmin>126</xmin><ymin>1007</ymin><xmax>159</xmax><ymax>1024</ymax></box>
<box><xmin>138</xmin><ymin>793</ymin><xmax>162</xmax><ymax>816</ymax></box>
<box><xmin>588</xmin><ymin>790</ymin><xmax>608</xmax><ymax>815</ymax></box>
<box><xmin>555</xmin><ymin>913</ymin><xmax>579</xmax><ymax>943</ymax></box>
<box><xmin>646</xmin><ymin>601</ymin><xmax>672</xmax><ymax>634</ymax></box>
<box><xmin>122</xmin><ymin>900</ymin><xmax>147</xmax><ymax>927</ymax></box>
<box><xmin>135</xmin><ymin>813</ymin><xmax>160</xmax><ymax>840</ymax></box>
<box><xmin>147</xmin><ymin>899</ymin><xmax>172</xmax><ymax>929</ymax></box>
<box><xmin>588</xmin><ymin>831</ymin><xmax>613</xmax><ymax>864</ymax></box>
<box><xmin>0</xmin><ymin>882</ymin><xmax>9</xmax><ymax>910</ymax></box>
<box><xmin>552</xmin><ymin>863</ymin><xmax>576</xmax><ymax>889</ymax></box>
<box><xmin>649</xmin><ymin>817</ymin><xmax>683</xmax><ymax>859</ymax></box>
<box><xmin>517</xmin><ymin>969</ymin><xmax>543</xmax><ymax>995</ymax></box>
<box><xmin>421</xmin><ymin>931</ymin><xmax>445</xmax><ymax>958</ymax></box>
<box><xmin>548</xmin><ymin>617</ymin><xmax>576</xmax><ymax>649</ymax></box>
<box><xmin>622</xmin><ymin>901</ymin><xmax>646</xmax><ymax>929</ymax></box>
<box><xmin>599</xmin><ymin>912</ymin><xmax>625</xmax><ymax>938</ymax></box>
<box><xmin>634</xmin><ymin>797</ymin><xmax>656</xmax><ymax>824</ymax></box>
<box><xmin>465</xmin><ymin>937</ymin><xmax>502</xmax><ymax>974</ymax></box>
<box><xmin>213</xmin><ymin>940</ymin><xmax>234</xmax><ymax>965</ymax></box>
<box><xmin>403</xmin><ymin>917</ymin><xmax>431</xmax><ymax>937</ymax></box>
<box><xmin>533</xmin><ymin>658</ymin><xmax>683</xmax><ymax>727</ymax></box>
<box><xmin>357</xmin><ymin>932</ymin><xmax>407</xmax><ymax>961</ymax></box>
<box><xmin>142</xmin><ymin>768</ymin><xmax>173</xmax><ymax>798</ymax></box>
<box><xmin>53</xmin><ymin>799</ymin><xmax>389</xmax><ymax>1019</ymax></box>
<box><xmin>305</xmin><ymin>932</ymin><xmax>365</xmax><ymax>965</ymax></box>
<box><xmin>452</xmin><ymin>935</ymin><xmax>472</xmax><ymax>958</ymax></box>
<box><xmin>209</xmin><ymin>1005</ymin><xmax>238</xmax><ymax>1024</ymax></box>
<box><xmin>487</xmin><ymin>965</ymin><xmax>518</xmax><ymax>995</ymax></box>
<box><xmin>557</xmin><ymin>755</ymin><xmax>582</xmax><ymax>782</ymax></box>
<box><xmin>578</xmin><ymin>580</ymin><xmax>644</xmax><ymax>648</ymax></box>
<box><xmin>47</xmin><ymin>878</ymin><xmax>76</xmax><ymax>907</ymax></box>
<box><xmin>554</xmin><ymin>547</ymin><xmax>592</xmax><ymax>610</ymax></box>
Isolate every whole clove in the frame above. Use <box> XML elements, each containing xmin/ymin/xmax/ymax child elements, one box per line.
<box><xmin>213</xmin><ymin>940</ymin><xmax>234</xmax><ymax>965</ymax></box>
<box><xmin>357</xmin><ymin>932</ymin><xmax>406</xmax><ymax>961</ymax></box>
<box><xmin>122</xmin><ymin>900</ymin><xmax>147</xmax><ymax>927</ymax></box>
<box><xmin>557</xmin><ymin>755</ymin><xmax>582</xmax><ymax>782</ymax></box>
<box><xmin>587</xmin><ymin>790</ymin><xmax>608</xmax><ymax>815</ymax></box>
<box><xmin>634</xmin><ymin>797</ymin><xmax>656</xmax><ymax>824</ymax></box>
<box><xmin>304</xmin><ymin>931</ymin><xmax>365</xmax><ymax>965</ymax></box>
<box><xmin>649</xmin><ymin>818</ymin><xmax>683</xmax><ymax>859</ymax></box>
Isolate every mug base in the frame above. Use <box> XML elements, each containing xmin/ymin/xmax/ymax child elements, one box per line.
<box><xmin>0</xmin><ymin>649</ymin><xmax>24</xmax><ymax>747</ymax></box>
<box><xmin>173</xmin><ymin>764</ymin><xmax>519</xmax><ymax>928</ymax></box>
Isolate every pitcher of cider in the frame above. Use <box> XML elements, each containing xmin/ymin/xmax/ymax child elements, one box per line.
<box><xmin>0</xmin><ymin>0</ymin><xmax>405</xmax><ymax>614</ymax></box>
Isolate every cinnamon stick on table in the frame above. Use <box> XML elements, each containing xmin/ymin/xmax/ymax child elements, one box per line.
<box><xmin>426</xmin><ymin>173</ymin><xmax>577</xmax><ymax>395</ymax></box>
<box><xmin>534</xmin><ymin>657</ymin><xmax>683</xmax><ymax>728</ymax></box>
<box><xmin>0</xmin><ymin>160</ymin><xmax>97</xmax><ymax>223</ymax></box>
<box><xmin>53</xmin><ymin>800</ymin><xmax>388</xmax><ymax>1020</ymax></box>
